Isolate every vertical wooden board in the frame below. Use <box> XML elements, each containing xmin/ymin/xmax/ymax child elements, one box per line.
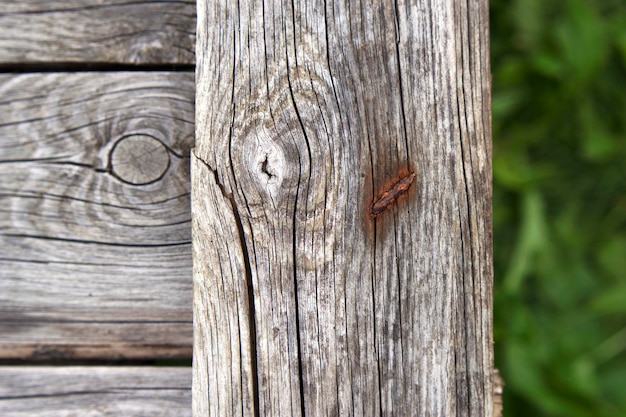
<box><xmin>0</xmin><ymin>366</ymin><xmax>191</xmax><ymax>417</ymax></box>
<box><xmin>191</xmin><ymin>156</ymin><xmax>256</xmax><ymax>416</ymax></box>
<box><xmin>193</xmin><ymin>0</ymin><xmax>493</xmax><ymax>416</ymax></box>
<box><xmin>0</xmin><ymin>0</ymin><xmax>196</xmax><ymax>64</ymax></box>
<box><xmin>0</xmin><ymin>72</ymin><xmax>195</xmax><ymax>359</ymax></box>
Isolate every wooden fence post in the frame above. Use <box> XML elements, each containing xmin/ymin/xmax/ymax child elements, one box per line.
<box><xmin>192</xmin><ymin>1</ymin><xmax>497</xmax><ymax>416</ymax></box>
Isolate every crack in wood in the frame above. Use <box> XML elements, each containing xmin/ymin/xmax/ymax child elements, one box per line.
<box><xmin>191</xmin><ymin>150</ymin><xmax>260</xmax><ymax>416</ymax></box>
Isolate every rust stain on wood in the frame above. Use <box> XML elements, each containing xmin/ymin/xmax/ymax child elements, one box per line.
<box><xmin>370</xmin><ymin>170</ymin><xmax>416</xmax><ymax>218</ymax></box>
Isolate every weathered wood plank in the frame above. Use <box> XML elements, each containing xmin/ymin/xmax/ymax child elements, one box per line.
<box><xmin>0</xmin><ymin>72</ymin><xmax>194</xmax><ymax>359</ymax></box>
<box><xmin>193</xmin><ymin>0</ymin><xmax>493</xmax><ymax>416</ymax></box>
<box><xmin>0</xmin><ymin>0</ymin><xmax>195</xmax><ymax>64</ymax></box>
<box><xmin>0</xmin><ymin>366</ymin><xmax>191</xmax><ymax>416</ymax></box>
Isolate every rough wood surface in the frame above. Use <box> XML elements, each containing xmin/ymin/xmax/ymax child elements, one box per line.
<box><xmin>0</xmin><ymin>0</ymin><xmax>195</xmax><ymax>65</ymax></box>
<box><xmin>0</xmin><ymin>366</ymin><xmax>191</xmax><ymax>416</ymax></box>
<box><xmin>193</xmin><ymin>0</ymin><xmax>494</xmax><ymax>416</ymax></box>
<box><xmin>0</xmin><ymin>72</ymin><xmax>194</xmax><ymax>360</ymax></box>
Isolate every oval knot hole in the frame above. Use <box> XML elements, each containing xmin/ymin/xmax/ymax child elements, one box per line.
<box><xmin>109</xmin><ymin>134</ymin><xmax>170</xmax><ymax>185</ymax></box>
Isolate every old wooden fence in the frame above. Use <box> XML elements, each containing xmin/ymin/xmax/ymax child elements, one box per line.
<box><xmin>1</xmin><ymin>2</ymin><xmax>195</xmax><ymax>415</ymax></box>
<box><xmin>1</xmin><ymin>1</ymin><xmax>499</xmax><ymax>416</ymax></box>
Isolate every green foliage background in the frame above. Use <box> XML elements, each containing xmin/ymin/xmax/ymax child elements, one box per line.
<box><xmin>491</xmin><ymin>0</ymin><xmax>626</xmax><ymax>415</ymax></box>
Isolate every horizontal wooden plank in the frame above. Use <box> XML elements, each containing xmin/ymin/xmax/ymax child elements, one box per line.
<box><xmin>0</xmin><ymin>72</ymin><xmax>194</xmax><ymax>359</ymax></box>
<box><xmin>0</xmin><ymin>1</ymin><xmax>195</xmax><ymax>64</ymax></box>
<box><xmin>0</xmin><ymin>366</ymin><xmax>191</xmax><ymax>416</ymax></box>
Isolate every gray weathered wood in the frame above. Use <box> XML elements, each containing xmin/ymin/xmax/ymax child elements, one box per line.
<box><xmin>193</xmin><ymin>0</ymin><xmax>495</xmax><ymax>415</ymax></box>
<box><xmin>0</xmin><ymin>0</ymin><xmax>195</xmax><ymax>64</ymax></box>
<box><xmin>0</xmin><ymin>366</ymin><xmax>191</xmax><ymax>416</ymax></box>
<box><xmin>0</xmin><ymin>72</ymin><xmax>194</xmax><ymax>360</ymax></box>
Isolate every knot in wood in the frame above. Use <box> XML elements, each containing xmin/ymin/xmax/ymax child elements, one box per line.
<box><xmin>248</xmin><ymin>136</ymin><xmax>286</xmax><ymax>200</ymax></box>
<box><xmin>109</xmin><ymin>134</ymin><xmax>170</xmax><ymax>185</ymax></box>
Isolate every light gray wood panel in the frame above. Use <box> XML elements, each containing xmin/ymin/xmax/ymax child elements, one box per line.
<box><xmin>0</xmin><ymin>1</ymin><xmax>195</xmax><ymax>64</ymax></box>
<box><xmin>0</xmin><ymin>72</ymin><xmax>194</xmax><ymax>359</ymax></box>
<box><xmin>193</xmin><ymin>0</ymin><xmax>494</xmax><ymax>416</ymax></box>
<box><xmin>0</xmin><ymin>366</ymin><xmax>191</xmax><ymax>416</ymax></box>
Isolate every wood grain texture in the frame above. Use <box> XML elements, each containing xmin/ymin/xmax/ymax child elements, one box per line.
<box><xmin>0</xmin><ymin>0</ymin><xmax>195</xmax><ymax>64</ymax></box>
<box><xmin>0</xmin><ymin>72</ymin><xmax>194</xmax><ymax>359</ymax></box>
<box><xmin>193</xmin><ymin>0</ymin><xmax>494</xmax><ymax>416</ymax></box>
<box><xmin>0</xmin><ymin>366</ymin><xmax>191</xmax><ymax>416</ymax></box>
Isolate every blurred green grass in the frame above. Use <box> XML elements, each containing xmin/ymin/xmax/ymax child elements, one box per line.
<box><xmin>491</xmin><ymin>0</ymin><xmax>626</xmax><ymax>415</ymax></box>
